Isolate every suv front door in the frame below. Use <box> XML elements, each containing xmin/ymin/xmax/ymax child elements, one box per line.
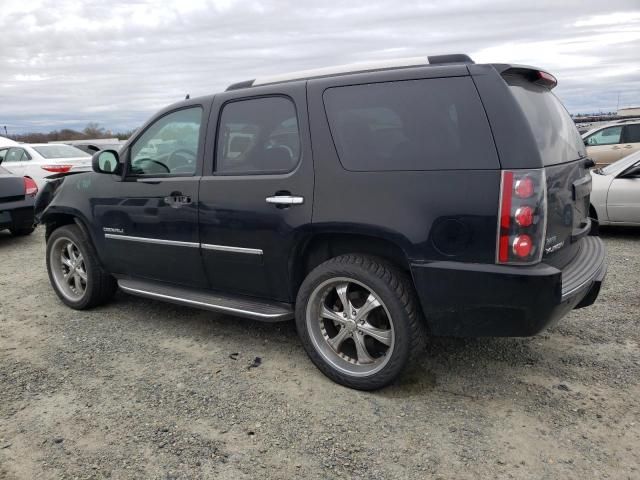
<box><xmin>199</xmin><ymin>83</ymin><xmax>314</xmax><ymax>301</ymax></box>
<box><xmin>95</xmin><ymin>105</ymin><xmax>209</xmax><ymax>288</ymax></box>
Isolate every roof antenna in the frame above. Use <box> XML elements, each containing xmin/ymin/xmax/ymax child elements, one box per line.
<box><xmin>185</xmin><ymin>93</ymin><xmax>190</xmax><ymax>100</ymax></box>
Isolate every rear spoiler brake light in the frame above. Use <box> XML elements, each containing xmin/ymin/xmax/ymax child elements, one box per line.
<box><xmin>493</xmin><ymin>64</ymin><xmax>558</xmax><ymax>89</ymax></box>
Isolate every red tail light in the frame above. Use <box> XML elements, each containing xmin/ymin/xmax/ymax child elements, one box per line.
<box><xmin>535</xmin><ymin>71</ymin><xmax>557</xmax><ymax>89</ymax></box>
<box><xmin>41</xmin><ymin>164</ymin><xmax>72</xmax><ymax>173</ymax></box>
<box><xmin>496</xmin><ymin>169</ymin><xmax>547</xmax><ymax>265</ymax></box>
<box><xmin>24</xmin><ymin>177</ymin><xmax>38</xmax><ymax>197</ymax></box>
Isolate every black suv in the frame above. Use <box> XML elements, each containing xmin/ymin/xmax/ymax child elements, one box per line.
<box><xmin>37</xmin><ymin>54</ymin><xmax>606</xmax><ymax>390</ymax></box>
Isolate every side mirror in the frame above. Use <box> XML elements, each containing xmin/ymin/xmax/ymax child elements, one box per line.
<box><xmin>92</xmin><ymin>149</ymin><xmax>121</xmax><ymax>174</ymax></box>
<box><xmin>583</xmin><ymin>138</ymin><xmax>589</xmax><ymax>146</ymax></box>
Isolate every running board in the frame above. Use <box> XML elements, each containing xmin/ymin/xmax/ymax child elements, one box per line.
<box><xmin>117</xmin><ymin>278</ymin><xmax>294</xmax><ymax>322</ymax></box>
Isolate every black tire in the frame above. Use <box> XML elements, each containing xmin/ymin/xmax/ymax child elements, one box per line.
<box><xmin>295</xmin><ymin>254</ymin><xmax>426</xmax><ymax>390</ymax></box>
<box><xmin>46</xmin><ymin>224</ymin><xmax>117</xmax><ymax>309</ymax></box>
<box><xmin>10</xmin><ymin>226</ymin><xmax>35</xmax><ymax>236</ymax></box>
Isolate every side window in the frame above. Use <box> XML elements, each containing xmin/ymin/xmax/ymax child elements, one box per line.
<box><xmin>623</xmin><ymin>124</ymin><xmax>640</xmax><ymax>144</ymax></box>
<box><xmin>216</xmin><ymin>97</ymin><xmax>300</xmax><ymax>175</ymax></box>
<box><xmin>130</xmin><ymin>107</ymin><xmax>202</xmax><ymax>176</ymax></box>
<box><xmin>5</xmin><ymin>148</ymin><xmax>29</xmax><ymax>162</ymax></box>
<box><xmin>323</xmin><ymin>77</ymin><xmax>499</xmax><ymax>171</ymax></box>
<box><xmin>586</xmin><ymin>126</ymin><xmax>622</xmax><ymax>146</ymax></box>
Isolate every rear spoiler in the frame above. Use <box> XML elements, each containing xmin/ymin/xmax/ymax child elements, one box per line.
<box><xmin>492</xmin><ymin>64</ymin><xmax>558</xmax><ymax>89</ymax></box>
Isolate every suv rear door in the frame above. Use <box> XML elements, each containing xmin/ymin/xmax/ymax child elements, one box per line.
<box><xmin>198</xmin><ymin>82</ymin><xmax>314</xmax><ymax>302</ymax></box>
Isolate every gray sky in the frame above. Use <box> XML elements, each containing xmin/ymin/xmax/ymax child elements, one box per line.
<box><xmin>1</xmin><ymin>0</ymin><xmax>639</xmax><ymax>134</ymax></box>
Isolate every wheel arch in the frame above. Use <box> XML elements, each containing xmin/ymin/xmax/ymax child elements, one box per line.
<box><xmin>42</xmin><ymin>209</ymin><xmax>105</xmax><ymax>267</ymax></box>
<box><xmin>289</xmin><ymin>231</ymin><xmax>413</xmax><ymax>300</ymax></box>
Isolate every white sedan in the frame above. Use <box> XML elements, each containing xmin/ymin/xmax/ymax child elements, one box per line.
<box><xmin>590</xmin><ymin>150</ymin><xmax>640</xmax><ymax>226</ymax></box>
<box><xmin>0</xmin><ymin>143</ymin><xmax>92</xmax><ymax>187</ymax></box>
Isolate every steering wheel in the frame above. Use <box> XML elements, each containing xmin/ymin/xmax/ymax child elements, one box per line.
<box><xmin>132</xmin><ymin>158</ymin><xmax>170</xmax><ymax>174</ymax></box>
<box><xmin>168</xmin><ymin>149</ymin><xmax>197</xmax><ymax>169</ymax></box>
<box><xmin>267</xmin><ymin>144</ymin><xmax>293</xmax><ymax>159</ymax></box>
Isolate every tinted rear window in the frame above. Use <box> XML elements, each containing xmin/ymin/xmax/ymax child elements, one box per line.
<box><xmin>506</xmin><ymin>77</ymin><xmax>585</xmax><ymax>165</ymax></box>
<box><xmin>323</xmin><ymin>77</ymin><xmax>499</xmax><ymax>171</ymax></box>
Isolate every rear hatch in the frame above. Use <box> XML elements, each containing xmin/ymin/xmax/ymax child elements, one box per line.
<box><xmin>0</xmin><ymin>167</ymin><xmax>25</xmax><ymax>202</ymax></box>
<box><xmin>505</xmin><ymin>72</ymin><xmax>591</xmax><ymax>268</ymax></box>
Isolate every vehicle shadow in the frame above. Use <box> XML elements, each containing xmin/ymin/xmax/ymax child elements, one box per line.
<box><xmin>106</xmin><ymin>292</ymin><xmax>545</xmax><ymax>397</ymax></box>
<box><xmin>599</xmin><ymin>225</ymin><xmax>640</xmax><ymax>239</ymax></box>
<box><xmin>0</xmin><ymin>227</ymin><xmax>39</xmax><ymax>247</ymax></box>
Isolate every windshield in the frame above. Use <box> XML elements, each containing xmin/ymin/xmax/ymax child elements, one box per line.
<box><xmin>33</xmin><ymin>145</ymin><xmax>91</xmax><ymax>159</ymax></box>
<box><xmin>506</xmin><ymin>76</ymin><xmax>586</xmax><ymax>165</ymax></box>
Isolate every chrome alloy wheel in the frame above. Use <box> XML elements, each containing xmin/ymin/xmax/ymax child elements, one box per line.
<box><xmin>306</xmin><ymin>277</ymin><xmax>395</xmax><ymax>377</ymax></box>
<box><xmin>50</xmin><ymin>237</ymin><xmax>88</xmax><ymax>302</ymax></box>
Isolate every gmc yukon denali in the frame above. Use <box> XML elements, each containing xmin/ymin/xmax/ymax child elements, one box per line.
<box><xmin>36</xmin><ymin>54</ymin><xmax>607</xmax><ymax>390</ymax></box>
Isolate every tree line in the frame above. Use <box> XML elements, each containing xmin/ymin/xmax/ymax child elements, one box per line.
<box><xmin>5</xmin><ymin>123</ymin><xmax>136</xmax><ymax>143</ymax></box>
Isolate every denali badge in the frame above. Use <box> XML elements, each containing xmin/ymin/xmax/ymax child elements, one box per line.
<box><xmin>103</xmin><ymin>227</ymin><xmax>124</xmax><ymax>234</ymax></box>
<box><xmin>545</xmin><ymin>240</ymin><xmax>565</xmax><ymax>254</ymax></box>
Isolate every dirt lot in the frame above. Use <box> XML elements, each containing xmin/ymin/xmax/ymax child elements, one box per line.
<box><xmin>1</xmin><ymin>228</ymin><xmax>639</xmax><ymax>479</ymax></box>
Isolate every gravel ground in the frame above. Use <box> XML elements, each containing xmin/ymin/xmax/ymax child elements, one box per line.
<box><xmin>1</xmin><ymin>227</ymin><xmax>639</xmax><ymax>479</ymax></box>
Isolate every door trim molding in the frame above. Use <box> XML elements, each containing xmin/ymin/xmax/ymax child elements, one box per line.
<box><xmin>201</xmin><ymin>243</ymin><xmax>263</xmax><ymax>255</ymax></box>
<box><xmin>104</xmin><ymin>233</ymin><xmax>263</xmax><ymax>255</ymax></box>
<box><xmin>104</xmin><ymin>233</ymin><xmax>199</xmax><ymax>248</ymax></box>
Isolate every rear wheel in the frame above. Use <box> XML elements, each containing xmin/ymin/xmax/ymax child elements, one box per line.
<box><xmin>296</xmin><ymin>254</ymin><xmax>426</xmax><ymax>390</ymax></box>
<box><xmin>46</xmin><ymin>225</ymin><xmax>117</xmax><ymax>309</ymax></box>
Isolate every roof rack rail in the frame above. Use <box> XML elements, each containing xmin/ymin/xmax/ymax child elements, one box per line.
<box><xmin>226</xmin><ymin>53</ymin><xmax>474</xmax><ymax>91</ymax></box>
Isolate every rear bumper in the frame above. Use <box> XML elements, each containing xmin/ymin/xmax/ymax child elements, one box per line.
<box><xmin>411</xmin><ymin>236</ymin><xmax>606</xmax><ymax>337</ymax></box>
<box><xmin>0</xmin><ymin>200</ymin><xmax>35</xmax><ymax>230</ymax></box>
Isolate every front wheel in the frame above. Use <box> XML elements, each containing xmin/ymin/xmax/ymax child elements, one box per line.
<box><xmin>295</xmin><ymin>255</ymin><xmax>426</xmax><ymax>390</ymax></box>
<box><xmin>46</xmin><ymin>224</ymin><xmax>117</xmax><ymax>309</ymax></box>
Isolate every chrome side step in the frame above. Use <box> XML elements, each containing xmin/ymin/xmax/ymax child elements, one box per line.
<box><xmin>117</xmin><ymin>278</ymin><xmax>294</xmax><ymax>322</ymax></box>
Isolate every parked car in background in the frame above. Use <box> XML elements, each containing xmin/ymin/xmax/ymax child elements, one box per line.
<box><xmin>0</xmin><ymin>136</ymin><xmax>19</xmax><ymax>148</ymax></box>
<box><xmin>71</xmin><ymin>142</ymin><xmax>125</xmax><ymax>155</ymax></box>
<box><xmin>582</xmin><ymin>119</ymin><xmax>640</xmax><ymax>167</ymax></box>
<box><xmin>38</xmin><ymin>54</ymin><xmax>606</xmax><ymax>390</ymax></box>
<box><xmin>0</xmin><ymin>164</ymin><xmax>37</xmax><ymax>236</ymax></box>
<box><xmin>0</xmin><ymin>143</ymin><xmax>91</xmax><ymax>187</ymax></box>
<box><xmin>590</xmin><ymin>150</ymin><xmax>640</xmax><ymax>225</ymax></box>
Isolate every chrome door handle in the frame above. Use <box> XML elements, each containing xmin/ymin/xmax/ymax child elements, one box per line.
<box><xmin>623</xmin><ymin>145</ymin><xmax>633</xmax><ymax>149</ymax></box>
<box><xmin>265</xmin><ymin>195</ymin><xmax>304</xmax><ymax>205</ymax></box>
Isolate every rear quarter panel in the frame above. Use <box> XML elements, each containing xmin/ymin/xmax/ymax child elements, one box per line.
<box><xmin>307</xmin><ymin>67</ymin><xmax>501</xmax><ymax>263</ymax></box>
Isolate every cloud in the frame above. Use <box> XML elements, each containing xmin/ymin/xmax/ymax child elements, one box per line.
<box><xmin>1</xmin><ymin>0</ymin><xmax>639</xmax><ymax>133</ymax></box>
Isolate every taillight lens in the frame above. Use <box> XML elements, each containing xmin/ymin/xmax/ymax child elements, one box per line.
<box><xmin>496</xmin><ymin>169</ymin><xmax>547</xmax><ymax>265</ymax></box>
<box><xmin>24</xmin><ymin>177</ymin><xmax>38</xmax><ymax>197</ymax></box>
<box><xmin>41</xmin><ymin>164</ymin><xmax>72</xmax><ymax>173</ymax></box>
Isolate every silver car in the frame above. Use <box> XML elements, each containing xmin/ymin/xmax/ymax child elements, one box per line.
<box><xmin>0</xmin><ymin>143</ymin><xmax>92</xmax><ymax>188</ymax></box>
<box><xmin>590</xmin><ymin>150</ymin><xmax>640</xmax><ymax>226</ymax></box>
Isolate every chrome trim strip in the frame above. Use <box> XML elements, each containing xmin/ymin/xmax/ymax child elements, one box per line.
<box><xmin>105</xmin><ymin>234</ymin><xmax>262</xmax><ymax>255</ymax></box>
<box><xmin>104</xmin><ymin>233</ymin><xmax>199</xmax><ymax>248</ymax></box>
<box><xmin>201</xmin><ymin>243</ymin><xmax>263</xmax><ymax>255</ymax></box>
<box><xmin>118</xmin><ymin>284</ymin><xmax>288</xmax><ymax>319</ymax></box>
